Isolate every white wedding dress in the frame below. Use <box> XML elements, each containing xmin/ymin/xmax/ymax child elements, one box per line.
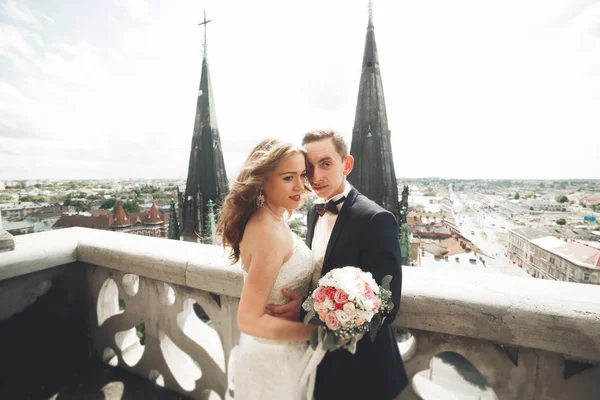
<box><xmin>234</xmin><ymin>234</ymin><xmax>313</xmax><ymax>400</ymax></box>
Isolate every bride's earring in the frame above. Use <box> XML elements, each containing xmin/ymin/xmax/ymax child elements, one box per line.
<box><xmin>256</xmin><ymin>190</ymin><xmax>265</xmax><ymax>208</ymax></box>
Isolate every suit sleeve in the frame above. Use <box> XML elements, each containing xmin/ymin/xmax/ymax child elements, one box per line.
<box><xmin>361</xmin><ymin>211</ymin><xmax>402</xmax><ymax>327</ymax></box>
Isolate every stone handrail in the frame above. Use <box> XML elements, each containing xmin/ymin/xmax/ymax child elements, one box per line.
<box><xmin>2</xmin><ymin>228</ymin><xmax>600</xmax><ymax>399</ymax></box>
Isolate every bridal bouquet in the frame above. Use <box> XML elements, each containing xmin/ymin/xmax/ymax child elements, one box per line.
<box><xmin>301</xmin><ymin>266</ymin><xmax>394</xmax><ymax>354</ymax></box>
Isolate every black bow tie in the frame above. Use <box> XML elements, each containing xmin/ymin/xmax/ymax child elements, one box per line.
<box><xmin>316</xmin><ymin>197</ymin><xmax>346</xmax><ymax>216</ymax></box>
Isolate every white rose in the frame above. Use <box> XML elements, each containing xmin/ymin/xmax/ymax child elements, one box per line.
<box><xmin>343</xmin><ymin>302</ymin><xmax>356</xmax><ymax>317</ymax></box>
<box><xmin>335</xmin><ymin>310</ymin><xmax>352</xmax><ymax>326</ymax></box>
<box><xmin>323</xmin><ymin>297</ymin><xmax>335</xmax><ymax>311</ymax></box>
<box><xmin>357</xmin><ymin>310</ymin><xmax>374</xmax><ymax>322</ymax></box>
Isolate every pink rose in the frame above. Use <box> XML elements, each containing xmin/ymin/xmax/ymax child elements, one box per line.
<box><xmin>324</xmin><ymin>311</ymin><xmax>341</xmax><ymax>331</ymax></box>
<box><xmin>364</xmin><ymin>289</ymin><xmax>375</xmax><ymax>301</ymax></box>
<box><xmin>313</xmin><ymin>287</ymin><xmax>326</xmax><ymax>303</ymax></box>
<box><xmin>317</xmin><ymin>310</ymin><xmax>328</xmax><ymax>321</ymax></box>
<box><xmin>355</xmin><ymin>316</ymin><xmax>366</xmax><ymax>326</ymax></box>
<box><xmin>325</xmin><ymin>287</ymin><xmax>336</xmax><ymax>300</ymax></box>
<box><xmin>333</xmin><ymin>290</ymin><xmax>349</xmax><ymax>304</ymax></box>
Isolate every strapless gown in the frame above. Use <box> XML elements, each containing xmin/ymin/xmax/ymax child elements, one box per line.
<box><xmin>233</xmin><ymin>235</ymin><xmax>313</xmax><ymax>400</ymax></box>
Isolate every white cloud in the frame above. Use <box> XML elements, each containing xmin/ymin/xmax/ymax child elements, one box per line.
<box><xmin>1</xmin><ymin>0</ymin><xmax>38</xmax><ymax>24</ymax></box>
<box><xmin>116</xmin><ymin>0</ymin><xmax>150</xmax><ymax>23</ymax></box>
<box><xmin>0</xmin><ymin>117</ymin><xmax>16</xmax><ymax>129</ymax></box>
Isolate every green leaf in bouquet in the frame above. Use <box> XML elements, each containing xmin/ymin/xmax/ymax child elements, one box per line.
<box><xmin>310</xmin><ymin>328</ymin><xmax>319</xmax><ymax>350</ymax></box>
<box><xmin>323</xmin><ymin>332</ymin><xmax>338</xmax><ymax>351</ymax></box>
<box><xmin>303</xmin><ymin>310</ymin><xmax>316</xmax><ymax>325</ymax></box>
<box><xmin>369</xmin><ymin>314</ymin><xmax>383</xmax><ymax>342</ymax></box>
<box><xmin>302</xmin><ymin>297</ymin><xmax>314</xmax><ymax>312</ymax></box>
<box><xmin>369</xmin><ymin>322</ymin><xmax>379</xmax><ymax>342</ymax></box>
<box><xmin>347</xmin><ymin>337</ymin><xmax>358</xmax><ymax>355</ymax></box>
<box><xmin>382</xmin><ymin>275</ymin><xmax>393</xmax><ymax>290</ymax></box>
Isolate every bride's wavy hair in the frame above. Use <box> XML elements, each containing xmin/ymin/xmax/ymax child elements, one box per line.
<box><xmin>217</xmin><ymin>138</ymin><xmax>309</xmax><ymax>264</ymax></box>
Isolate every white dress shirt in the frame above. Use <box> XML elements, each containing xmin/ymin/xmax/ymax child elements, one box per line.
<box><xmin>311</xmin><ymin>181</ymin><xmax>353</xmax><ymax>288</ymax></box>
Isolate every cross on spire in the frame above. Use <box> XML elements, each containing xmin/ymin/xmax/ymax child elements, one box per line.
<box><xmin>198</xmin><ymin>11</ymin><xmax>212</xmax><ymax>53</ymax></box>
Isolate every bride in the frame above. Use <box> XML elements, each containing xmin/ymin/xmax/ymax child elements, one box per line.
<box><xmin>217</xmin><ymin>139</ymin><xmax>315</xmax><ymax>400</ymax></box>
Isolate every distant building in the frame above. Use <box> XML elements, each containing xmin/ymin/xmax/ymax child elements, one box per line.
<box><xmin>407</xmin><ymin>211</ymin><xmax>454</xmax><ymax>239</ymax></box>
<box><xmin>530</xmin><ymin>201</ymin><xmax>567</xmax><ymax>212</ymax></box>
<box><xmin>53</xmin><ymin>204</ymin><xmax>169</xmax><ymax>238</ymax></box>
<box><xmin>580</xmin><ymin>194</ymin><xmax>600</xmax><ymax>207</ymax></box>
<box><xmin>508</xmin><ymin>228</ymin><xmax>600</xmax><ymax>284</ymax></box>
<box><xmin>0</xmin><ymin>203</ymin><xmax>61</xmax><ymax>222</ymax></box>
<box><xmin>441</xmin><ymin>197</ymin><xmax>454</xmax><ymax>214</ymax></box>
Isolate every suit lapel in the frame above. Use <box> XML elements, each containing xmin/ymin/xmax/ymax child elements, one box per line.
<box><xmin>321</xmin><ymin>187</ymin><xmax>359</xmax><ymax>276</ymax></box>
<box><xmin>306</xmin><ymin>205</ymin><xmax>318</xmax><ymax>249</ymax></box>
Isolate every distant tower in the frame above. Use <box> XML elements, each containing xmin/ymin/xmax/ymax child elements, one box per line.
<box><xmin>168</xmin><ymin>200</ymin><xmax>180</xmax><ymax>240</ymax></box>
<box><xmin>347</xmin><ymin>1</ymin><xmax>400</xmax><ymax>220</ymax></box>
<box><xmin>399</xmin><ymin>185</ymin><xmax>410</xmax><ymax>265</ymax></box>
<box><xmin>181</xmin><ymin>12</ymin><xmax>228</xmax><ymax>242</ymax></box>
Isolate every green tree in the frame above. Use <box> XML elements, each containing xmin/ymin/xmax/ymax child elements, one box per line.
<box><xmin>288</xmin><ymin>219</ymin><xmax>305</xmax><ymax>239</ymax></box>
<box><xmin>19</xmin><ymin>195</ymin><xmax>49</xmax><ymax>203</ymax></box>
<box><xmin>100</xmin><ymin>198</ymin><xmax>117</xmax><ymax>209</ymax></box>
<box><xmin>514</xmin><ymin>192</ymin><xmax>520</xmax><ymax>200</ymax></box>
<box><xmin>0</xmin><ymin>194</ymin><xmax>14</xmax><ymax>203</ymax></box>
<box><xmin>424</xmin><ymin>187</ymin><xmax>436</xmax><ymax>197</ymax></box>
<box><xmin>70</xmin><ymin>200</ymin><xmax>88</xmax><ymax>212</ymax></box>
<box><xmin>556</xmin><ymin>195</ymin><xmax>569</xmax><ymax>203</ymax></box>
<box><xmin>120</xmin><ymin>199</ymin><xmax>141</xmax><ymax>213</ymax></box>
<box><xmin>556</xmin><ymin>218</ymin><xmax>567</xmax><ymax>226</ymax></box>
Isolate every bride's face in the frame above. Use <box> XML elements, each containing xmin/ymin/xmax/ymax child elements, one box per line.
<box><xmin>263</xmin><ymin>152</ymin><xmax>307</xmax><ymax>212</ymax></box>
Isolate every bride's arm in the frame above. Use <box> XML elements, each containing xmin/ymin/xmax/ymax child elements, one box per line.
<box><xmin>237</xmin><ymin>228</ymin><xmax>315</xmax><ymax>341</ymax></box>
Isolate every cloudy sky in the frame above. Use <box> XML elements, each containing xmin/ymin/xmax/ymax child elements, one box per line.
<box><xmin>1</xmin><ymin>0</ymin><xmax>599</xmax><ymax>181</ymax></box>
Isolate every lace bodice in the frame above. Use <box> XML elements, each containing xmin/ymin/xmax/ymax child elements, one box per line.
<box><xmin>242</xmin><ymin>234</ymin><xmax>313</xmax><ymax>305</ymax></box>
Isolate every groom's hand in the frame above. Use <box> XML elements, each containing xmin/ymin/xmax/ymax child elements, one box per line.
<box><xmin>266</xmin><ymin>289</ymin><xmax>302</xmax><ymax>321</ymax></box>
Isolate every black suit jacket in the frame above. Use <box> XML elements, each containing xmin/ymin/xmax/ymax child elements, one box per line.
<box><xmin>306</xmin><ymin>186</ymin><xmax>409</xmax><ymax>400</ymax></box>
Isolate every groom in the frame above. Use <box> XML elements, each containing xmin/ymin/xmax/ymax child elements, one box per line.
<box><xmin>268</xmin><ymin>129</ymin><xmax>409</xmax><ymax>399</ymax></box>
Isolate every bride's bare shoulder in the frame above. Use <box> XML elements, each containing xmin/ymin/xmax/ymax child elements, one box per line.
<box><xmin>242</xmin><ymin>213</ymin><xmax>285</xmax><ymax>250</ymax></box>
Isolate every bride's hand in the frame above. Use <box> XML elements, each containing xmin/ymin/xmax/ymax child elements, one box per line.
<box><xmin>266</xmin><ymin>289</ymin><xmax>302</xmax><ymax>321</ymax></box>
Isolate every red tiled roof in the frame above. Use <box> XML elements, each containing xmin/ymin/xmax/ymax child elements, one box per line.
<box><xmin>114</xmin><ymin>204</ymin><xmax>129</xmax><ymax>226</ymax></box>
<box><xmin>53</xmin><ymin>214</ymin><xmax>112</xmax><ymax>230</ymax></box>
<box><xmin>149</xmin><ymin>203</ymin><xmax>159</xmax><ymax>223</ymax></box>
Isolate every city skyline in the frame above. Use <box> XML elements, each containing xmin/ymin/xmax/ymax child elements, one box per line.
<box><xmin>1</xmin><ymin>0</ymin><xmax>600</xmax><ymax>181</ymax></box>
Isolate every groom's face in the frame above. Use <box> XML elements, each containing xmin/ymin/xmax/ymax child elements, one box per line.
<box><xmin>305</xmin><ymin>138</ymin><xmax>354</xmax><ymax>200</ymax></box>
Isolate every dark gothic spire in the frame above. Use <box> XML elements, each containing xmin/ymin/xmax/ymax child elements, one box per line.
<box><xmin>347</xmin><ymin>1</ymin><xmax>400</xmax><ymax>220</ymax></box>
<box><xmin>168</xmin><ymin>200</ymin><xmax>180</xmax><ymax>240</ymax></box>
<box><xmin>181</xmin><ymin>13</ymin><xmax>228</xmax><ymax>241</ymax></box>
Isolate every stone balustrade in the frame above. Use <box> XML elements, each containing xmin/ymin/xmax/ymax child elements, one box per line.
<box><xmin>1</xmin><ymin>228</ymin><xmax>599</xmax><ymax>400</ymax></box>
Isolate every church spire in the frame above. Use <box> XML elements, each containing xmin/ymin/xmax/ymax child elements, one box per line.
<box><xmin>347</xmin><ymin>1</ymin><xmax>400</xmax><ymax>220</ymax></box>
<box><xmin>181</xmin><ymin>12</ymin><xmax>228</xmax><ymax>242</ymax></box>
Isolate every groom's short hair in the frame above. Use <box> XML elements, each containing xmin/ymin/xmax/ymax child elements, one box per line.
<box><xmin>301</xmin><ymin>129</ymin><xmax>348</xmax><ymax>160</ymax></box>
